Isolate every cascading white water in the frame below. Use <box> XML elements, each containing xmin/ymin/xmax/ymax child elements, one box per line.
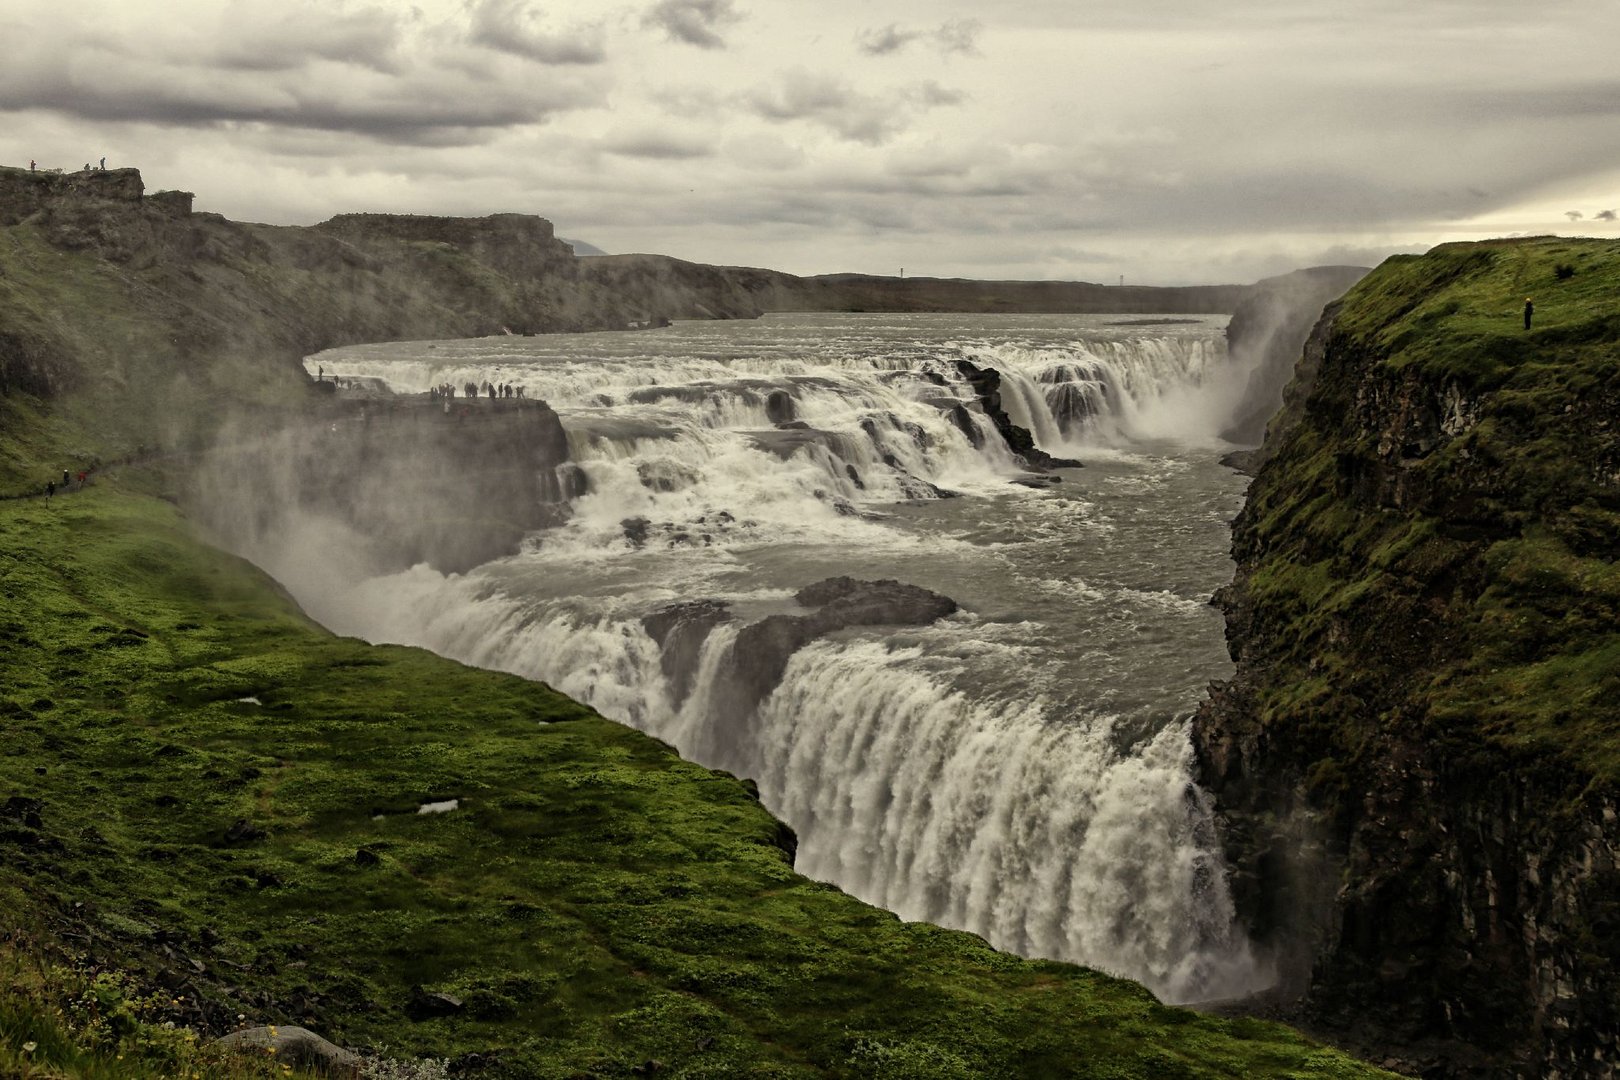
<box><xmin>218</xmin><ymin>312</ymin><xmax>1272</xmax><ymax>1005</ymax></box>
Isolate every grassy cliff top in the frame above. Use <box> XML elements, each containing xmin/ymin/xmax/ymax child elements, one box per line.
<box><xmin>0</xmin><ymin>476</ymin><xmax>1389</xmax><ymax>1078</ymax></box>
<box><xmin>1234</xmin><ymin>236</ymin><xmax>1620</xmax><ymax>785</ymax></box>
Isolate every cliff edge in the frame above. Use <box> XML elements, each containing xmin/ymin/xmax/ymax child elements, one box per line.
<box><xmin>1195</xmin><ymin>237</ymin><xmax>1620</xmax><ymax>1076</ymax></box>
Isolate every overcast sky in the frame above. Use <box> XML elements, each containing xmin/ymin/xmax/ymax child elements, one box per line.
<box><xmin>3</xmin><ymin>0</ymin><xmax>1618</xmax><ymax>284</ymax></box>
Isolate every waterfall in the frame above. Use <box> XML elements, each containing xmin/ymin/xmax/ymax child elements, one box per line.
<box><xmin>203</xmin><ymin>313</ymin><xmax>1269</xmax><ymax>1005</ymax></box>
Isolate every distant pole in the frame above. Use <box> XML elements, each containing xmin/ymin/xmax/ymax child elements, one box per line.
<box><xmin>900</xmin><ymin>267</ymin><xmax>905</xmax><ymax>278</ymax></box>
<box><xmin>1119</xmin><ymin>275</ymin><xmax>1124</xmax><ymax>287</ymax></box>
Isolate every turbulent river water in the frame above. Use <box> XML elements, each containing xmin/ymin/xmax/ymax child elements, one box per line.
<box><xmin>281</xmin><ymin>312</ymin><xmax>1269</xmax><ymax>1004</ymax></box>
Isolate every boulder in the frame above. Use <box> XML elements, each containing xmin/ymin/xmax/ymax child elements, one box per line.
<box><xmin>214</xmin><ymin>1025</ymin><xmax>361</xmax><ymax>1076</ymax></box>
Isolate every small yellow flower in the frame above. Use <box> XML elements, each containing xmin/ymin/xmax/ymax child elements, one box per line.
<box><xmin>21</xmin><ymin>1041</ymin><xmax>36</xmax><ymax>1053</ymax></box>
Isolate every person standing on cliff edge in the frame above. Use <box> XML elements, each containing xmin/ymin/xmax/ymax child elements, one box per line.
<box><xmin>1524</xmin><ymin>297</ymin><xmax>1534</xmax><ymax>329</ymax></box>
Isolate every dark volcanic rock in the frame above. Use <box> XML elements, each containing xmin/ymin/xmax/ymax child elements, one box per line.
<box><xmin>765</xmin><ymin>389</ymin><xmax>796</xmax><ymax>423</ymax></box>
<box><xmin>203</xmin><ymin>398</ymin><xmax>576</xmax><ymax>574</ymax></box>
<box><xmin>1219</xmin><ymin>265</ymin><xmax>1368</xmax><ymax>453</ymax></box>
<box><xmin>1191</xmin><ymin>242</ymin><xmax>1620</xmax><ymax>1076</ymax></box>
<box><xmin>953</xmin><ymin>360</ymin><xmax>1082</xmax><ymax>470</ymax></box>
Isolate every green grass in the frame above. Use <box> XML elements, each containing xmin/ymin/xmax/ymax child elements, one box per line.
<box><xmin>0</xmin><ymin>481</ymin><xmax>1391</xmax><ymax>1078</ymax></box>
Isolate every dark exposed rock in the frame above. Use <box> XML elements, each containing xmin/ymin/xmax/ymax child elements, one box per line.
<box><xmin>353</xmin><ymin>848</ymin><xmax>381</xmax><ymax>867</ymax></box>
<box><xmin>621</xmin><ymin>516</ymin><xmax>651</xmax><ymax>548</ymax></box>
<box><xmin>202</xmin><ymin>398</ymin><xmax>576</xmax><ymax>575</ymax></box>
<box><xmin>2</xmin><ymin>796</ymin><xmax>44</xmax><ymax>829</ymax></box>
<box><xmin>953</xmin><ymin>360</ymin><xmax>1082</xmax><ymax>470</ymax></box>
<box><xmin>642</xmin><ymin>600</ymin><xmax>734</xmax><ymax>708</ymax></box>
<box><xmin>1220</xmin><ymin>266</ymin><xmax>1368</xmax><ymax>453</ymax></box>
<box><xmin>223</xmin><ymin>819</ymin><xmax>265</xmax><ymax>845</ymax></box>
<box><xmin>765</xmin><ymin>389</ymin><xmax>796</xmax><ymax>422</ymax></box>
<box><xmin>407</xmin><ymin>986</ymin><xmax>465</xmax><ymax>1020</ymax></box>
<box><xmin>1193</xmin><ymin>243</ymin><xmax>1620</xmax><ymax>1075</ymax></box>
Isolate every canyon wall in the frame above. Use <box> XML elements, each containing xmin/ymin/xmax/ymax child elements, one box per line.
<box><xmin>1195</xmin><ymin>238</ymin><xmax>1620</xmax><ymax>1077</ymax></box>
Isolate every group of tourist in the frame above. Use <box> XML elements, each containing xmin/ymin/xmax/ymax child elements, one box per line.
<box><xmin>43</xmin><ymin>467</ymin><xmax>91</xmax><ymax>502</ymax></box>
<box><xmin>26</xmin><ymin>157</ymin><xmax>106</xmax><ymax>173</ymax></box>
<box><xmin>429</xmin><ymin>382</ymin><xmax>525</xmax><ymax>401</ymax></box>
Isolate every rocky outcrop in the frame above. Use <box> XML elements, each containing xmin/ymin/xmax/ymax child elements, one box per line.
<box><xmin>954</xmin><ymin>360</ymin><xmax>1083</xmax><ymax>471</ymax></box>
<box><xmin>200</xmin><ymin>397</ymin><xmax>578</xmax><ymax>573</ymax></box>
<box><xmin>1194</xmin><ymin>239</ymin><xmax>1620</xmax><ymax>1076</ymax></box>
<box><xmin>0</xmin><ymin>165</ymin><xmax>144</xmax><ymax>225</ymax></box>
<box><xmin>727</xmin><ymin>577</ymin><xmax>958</xmax><ymax>715</ymax></box>
<box><xmin>643</xmin><ymin>599</ymin><xmax>734</xmax><ymax>708</ymax></box>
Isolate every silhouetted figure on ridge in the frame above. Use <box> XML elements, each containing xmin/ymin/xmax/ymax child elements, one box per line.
<box><xmin>1524</xmin><ymin>297</ymin><xmax>1534</xmax><ymax>330</ymax></box>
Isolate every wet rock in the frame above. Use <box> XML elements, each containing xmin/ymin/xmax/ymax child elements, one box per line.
<box><xmin>953</xmin><ymin>359</ymin><xmax>1082</xmax><ymax>470</ymax></box>
<box><xmin>621</xmin><ymin>516</ymin><xmax>651</xmax><ymax>548</ymax></box>
<box><xmin>765</xmin><ymin>389</ymin><xmax>796</xmax><ymax>422</ymax></box>
<box><xmin>214</xmin><ymin>1025</ymin><xmax>361</xmax><ymax>1076</ymax></box>
<box><xmin>642</xmin><ymin>600</ymin><xmax>733</xmax><ymax>708</ymax></box>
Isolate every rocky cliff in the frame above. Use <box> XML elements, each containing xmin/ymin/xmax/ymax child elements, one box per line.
<box><xmin>1194</xmin><ymin>238</ymin><xmax>1620</xmax><ymax>1077</ymax></box>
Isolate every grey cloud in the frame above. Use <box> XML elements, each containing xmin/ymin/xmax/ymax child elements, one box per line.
<box><xmin>602</xmin><ymin>132</ymin><xmax>713</xmax><ymax>160</ymax></box>
<box><xmin>201</xmin><ymin>7</ymin><xmax>404</xmax><ymax>74</ymax></box>
<box><xmin>643</xmin><ymin>0</ymin><xmax>743</xmax><ymax>49</ymax></box>
<box><xmin>857</xmin><ymin>25</ymin><xmax>923</xmax><ymax>56</ymax></box>
<box><xmin>907</xmin><ymin>82</ymin><xmax>967</xmax><ymax>108</ymax></box>
<box><xmin>746</xmin><ymin>71</ymin><xmax>904</xmax><ymax>145</ymax></box>
<box><xmin>468</xmin><ymin>0</ymin><xmax>607</xmax><ymax>64</ymax></box>
<box><xmin>746</xmin><ymin>73</ymin><xmax>964</xmax><ymax>145</ymax></box>
<box><xmin>933</xmin><ymin>20</ymin><xmax>982</xmax><ymax>55</ymax></box>
<box><xmin>856</xmin><ymin>20</ymin><xmax>982</xmax><ymax>57</ymax></box>
<box><xmin>0</xmin><ymin>49</ymin><xmax>605</xmax><ymax>147</ymax></box>
<box><xmin>1597</xmin><ymin>210</ymin><xmax>1618</xmax><ymax>221</ymax></box>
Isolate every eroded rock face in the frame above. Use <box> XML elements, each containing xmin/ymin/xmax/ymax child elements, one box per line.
<box><xmin>643</xmin><ymin>600</ymin><xmax>734</xmax><ymax>708</ymax></box>
<box><xmin>1220</xmin><ymin>266</ymin><xmax>1368</xmax><ymax>451</ymax></box>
